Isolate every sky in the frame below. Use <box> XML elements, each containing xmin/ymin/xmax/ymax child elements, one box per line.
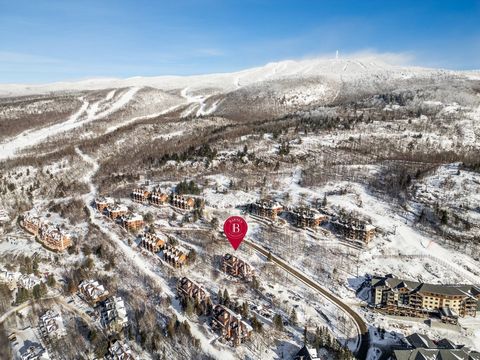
<box><xmin>0</xmin><ymin>0</ymin><xmax>479</xmax><ymax>83</ymax></box>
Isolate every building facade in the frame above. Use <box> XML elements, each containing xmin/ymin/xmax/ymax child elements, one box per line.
<box><xmin>177</xmin><ymin>277</ymin><xmax>211</xmax><ymax>314</ymax></box>
<box><xmin>221</xmin><ymin>254</ymin><xmax>254</xmax><ymax>281</ymax></box>
<box><xmin>211</xmin><ymin>304</ymin><xmax>252</xmax><ymax>347</ymax></box>
<box><xmin>140</xmin><ymin>232</ymin><xmax>166</xmax><ymax>253</ymax></box>
<box><xmin>79</xmin><ymin>279</ymin><xmax>109</xmax><ymax>304</ymax></box>
<box><xmin>101</xmin><ymin>296</ymin><xmax>129</xmax><ymax>332</ymax></box>
<box><xmin>289</xmin><ymin>207</ymin><xmax>327</xmax><ymax>228</ymax></box>
<box><xmin>171</xmin><ymin>194</ymin><xmax>195</xmax><ymax>210</ymax></box>
<box><xmin>371</xmin><ymin>274</ymin><xmax>480</xmax><ymax>320</ymax></box>
<box><xmin>163</xmin><ymin>244</ymin><xmax>189</xmax><ymax>268</ymax></box>
<box><xmin>21</xmin><ymin>211</ymin><xmax>72</xmax><ymax>251</ymax></box>
<box><xmin>248</xmin><ymin>200</ymin><xmax>283</xmax><ymax>220</ymax></box>
<box><xmin>330</xmin><ymin>217</ymin><xmax>375</xmax><ymax>243</ymax></box>
<box><xmin>120</xmin><ymin>213</ymin><xmax>144</xmax><ymax>231</ymax></box>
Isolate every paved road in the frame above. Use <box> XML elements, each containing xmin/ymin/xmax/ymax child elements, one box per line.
<box><xmin>244</xmin><ymin>239</ymin><xmax>369</xmax><ymax>360</ymax></box>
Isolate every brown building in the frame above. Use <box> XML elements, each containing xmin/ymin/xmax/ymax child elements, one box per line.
<box><xmin>22</xmin><ymin>211</ymin><xmax>72</xmax><ymax>251</ymax></box>
<box><xmin>140</xmin><ymin>232</ymin><xmax>166</xmax><ymax>252</ymax></box>
<box><xmin>94</xmin><ymin>197</ymin><xmax>114</xmax><ymax>213</ymax></box>
<box><xmin>120</xmin><ymin>214</ymin><xmax>144</xmax><ymax>231</ymax></box>
<box><xmin>248</xmin><ymin>200</ymin><xmax>283</xmax><ymax>220</ymax></box>
<box><xmin>177</xmin><ymin>277</ymin><xmax>211</xmax><ymax>313</ymax></box>
<box><xmin>221</xmin><ymin>254</ymin><xmax>254</xmax><ymax>281</ymax></box>
<box><xmin>171</xmin><ymin>194</ymin><xmax>195</xmax><ymax>210</ymax></box>
<box><xmin>79</xmin><ymin>279</ymin><xmax>109</xmax><ymax>304</ymax></box>
<box><xmin>39</xmin><ymin>224</ymin><xmax>72</xmax><ymax>251</ymax></box>
<box><xmin>131</xmin><ymin>188</ymin><xmax>150</xmax><ymax>204</ymax></box>
<box><xmin>330</xmin><ymin>217</ymin><xmax>375</xmax><ymax>244</ymax></box>
<box><xmin>106</xmin><ymin>205</ymin><xmax>129</xmax><ymax>220</ymax></box>
<box><xmin>211</xmin><ymin>304</ymin><xmax>252</xmax><ymax>347</ymax></box>
<box><xmin>289</xmin><ymin>207</ymin><xmax>327</xmax><ymax>228</ymax></box>
<box><xmin>22</xmin><ymin>212</ymin><xmax>41</xmax><ymax>235</ymax></box>
<box><xmin>163</xmin><ymin>244</ymin><xmax>189</xmax><ymax>268</ymax></box>
<box><xmin>371</xmin><ymin>274</ymin><xmax>480</xmax><ymax>320</ymax></box>
<box><xmin>150</xmin><ymin>191</ymin><xmax>169</xmax><ymax>206</ymax></box>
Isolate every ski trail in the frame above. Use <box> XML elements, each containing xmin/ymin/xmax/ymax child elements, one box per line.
<box><xmin>105</xmin><ymin>102</ymin><xmax>184</xmax><ymax>134</ymax></box>
<box><xmin>0</xmin><ymin>99</ymin><xmax>88</xmax><ymax>161</ymax></box>
<box><xmin>0</xmin><ymin>87</ymin><xmax>139</xmax><ymax>161</ymax></box>
<box><xmin>75</xmin><ymin>147</ymin><xmax>234</xmax><ymax>360</ymax></box>
<box><xmin>180</xmin><ymin>87</ymin><xmax>218</xmax><ymax>117</ymax></box>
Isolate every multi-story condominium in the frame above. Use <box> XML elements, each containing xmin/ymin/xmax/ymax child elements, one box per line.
<box><xmin>149</xmin><ymin>191</ymin><xmax>169</xmax><ymax>206</ymax></box>
<box><xmin>38</xmin><ymin>223</ymin><xmax>72</xmax><ymax>251</ymax></box>
<box><xmin>288</xmin><ymin>206</ymin><xmax>327</xmax><ymax>228</ymax></box>
<box><xmin>393</xmin><ymin>333</ymin><xmax>480</xmax><ymax>360</ymax></box>
<box><xmin>22</xmin><ymin>211</ymin><xmax>42</xmax><ymax>235</ymax></box>
<box><xmin>171</xmin><ymin>194</ymin><xmax>195</xmax><ymax>210</ymax></box>
<box><xmin>371</xmin><ymin>274</ymin><xmax>480</xmax><ymax>320</ymax></box>
<box><xmin>177</xmin><ymin>277</ymin><xmax>211</xmax><ymax>313</ymax></box>
<box><xmin>94</xmin><ymin>197</ymin><xmax>114</xmax><ymax>213</ymax></box>
<box><xmin>79</xmin><ymin>279</ymin><xmax>109</xmax><ymax>304</ymax></box>
<box><xmin>248</xmin><ymin>200</ymin><xmax>283</xmax><ymax>220</ymax></box>
<box><xmin>106</xmin><ymin>340</ymin><xmax>136</xmax><ymax>360</ymax></box>
<box><xmin>120</xmin><ymin>213</ymin><xmax>144</xmax><ymax>231</ymax></box>
<box><xmin>221</xmin><ymin>253</ymin><xmax>254</xmax><ymax>281</ymax></box>
<box><xmin>140</xmin><ymin>232</ymin><xmax>166</xmax><ymax>253</ymax></box>
<box><xmin>39</xmin><ymin>310</ymin><xmax>66</xmax><ymax>338</ymax></box>
<box><xmin>106</xmin><ymin>205</ymin><xmax>129</xmax><ymax>220</ymax></box>
<box><xmin>22</xmin><ymin>211</ymin><xmax>72</xmax><ymax>251</ymax></box>
<box><xmin>163</xmin><ymin>244</ymin><xmax>189</xmax><ymax>268</ymax></box>
<box><xmin>330</xmin><ymin>216</ymin><xmax>375</xmax><ymax>243</ymax></box>
<box><xmin>131</xmin><ymin>188</ymin><xmax>150</xmax><ymax>204</ymax></box>
<box><xmin>211</xmin><ymin>304</ymin><xmax>252</xmax><ymax>347</ymax></box>
<box><xmin>101</xmin><ymin>296</ymin><xmax>129</xmax><ymax>332</ymax></box>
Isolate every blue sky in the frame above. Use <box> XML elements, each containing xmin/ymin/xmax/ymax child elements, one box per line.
<box><xmin>0</xmin><ymin>0</ymin><xmax>479</xmax><ymax>83</ymax></box>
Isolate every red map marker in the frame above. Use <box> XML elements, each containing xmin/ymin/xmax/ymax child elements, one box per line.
<box><xmin>223</xmin><ymin>216</ymin><xmax>248</xmax><ymax>250</ymax></box>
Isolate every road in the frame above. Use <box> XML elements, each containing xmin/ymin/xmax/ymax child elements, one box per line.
<box><xmin>244</xmin><ymin>239</ymin><xmax>369</xmax><ymax>360</ymax></box>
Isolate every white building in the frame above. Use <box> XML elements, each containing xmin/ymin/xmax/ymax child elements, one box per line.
<box><xmin>39</xmin><ymin>310</ymin><xmax>66</xmax><ymax>338</ymax></box>
<box><xmin>78</xmin><ymin>279</ymin><xmax>109</xmax><ymax>303</ymax></box>
<box><xmin>101</xmin><ymin>296</ymin><xmax>129</xmax><ymax>330</ymax></box>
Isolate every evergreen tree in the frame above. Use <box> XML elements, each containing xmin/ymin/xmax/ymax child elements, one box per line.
<box><xmin>185</xmin><ymin>298</ymin><xmax>194</xmax><ymax>316</ymax></box>
<box><xmin>273</xmin><ymin>314</ymin><xmax>284</xmax><ymax>332</ymax></box>
<box><xmin>223</xmin><ymin>288</ymin><xmax>230</xmax><ymax>306</ymax></box>
<box><xmin>217</xmin><ymin>289</ymin><xmax>223</xmax><ymax>304</ymax></box>
<box><xmin>289</xmin><ymin>307</ymin><xmax>297</xmax><ymax>326</ymax></box>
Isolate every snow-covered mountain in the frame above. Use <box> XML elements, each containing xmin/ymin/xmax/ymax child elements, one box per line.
<box><xmin>0</xmin><ymin>56</ymin><xmax>471</xmax><ymax>97</ymax></box>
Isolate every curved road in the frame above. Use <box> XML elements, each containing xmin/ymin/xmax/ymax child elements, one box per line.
<box><xmin>244</xmin><ymin>239</ymin><xmax>369</xmax><ymax>360</ymax></box>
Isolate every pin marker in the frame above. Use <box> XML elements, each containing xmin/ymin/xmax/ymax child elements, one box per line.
<box><xmin>223</xmin><ymin>216</ymin><xmax>248</xmax><ymax>250</ymax></box>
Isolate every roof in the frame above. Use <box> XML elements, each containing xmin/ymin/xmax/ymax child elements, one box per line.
<box><xmin>372</xmin><ymin>275</ymin><xmax>479</xmax><ymax>299</ymax></box>
<box><xmin>293</xmin><ymin>345</ymin><xmax>320</xmax><ymax>360</ymax></box>
<box><xmin>405</xmin><ymin>333</ymin><xmax>437</xmax><ymax>349</ymax></box>
<box><xmin>393</xmin><ymin>348</ymin><xmax>479</xmax><ymax>360</ymax></box>
<box><xmin>418</xmin><ymin>284</ymin><xmax>476</xmax><ymax>298</ymax></box>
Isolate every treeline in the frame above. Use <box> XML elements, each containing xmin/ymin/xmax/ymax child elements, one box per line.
<box><xmin>144</xmin><ymin>143</ymin><xmax>217</xmax><ymax>167</ymax></box>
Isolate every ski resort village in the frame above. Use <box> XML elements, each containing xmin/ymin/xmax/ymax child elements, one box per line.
<box><xmin>0</xmin><ymin>56</ymin><xmax>480</xmax><ymax>360</ymax></box>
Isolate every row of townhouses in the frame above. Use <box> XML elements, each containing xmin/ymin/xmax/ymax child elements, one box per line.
<box><xmin>247</xmin><ymin>199</ymin><xmax>376</xmax><ymax>243</ymax></box>
<box><xmin>21</xmin><ymin>211</ymin><xmax>72</xmax><ymax>251</ymax></box>
<box><xmin>370</xmin><ymin>274</ymin><xmax>480</xmax><ymax>322</ymax></box>
<box><xmin>94</xmin><ymin>197</ymin><xmax>145</xmax><ymax>231</ymax></box>
<box><xmin>132</xmin><ymin>188</ymin><xmax>200</xmax><ymax>211</ymax></box>
<box><xmin>79</xmin><ymin>280</ymin><xmax>130</xmax><ymax>332</ymax></box>
<box><xmin>138</xmin><ymin>230</ymin><xmax>191</xmax><ymax>268</ymax></box>
<box><xmin>176</xmin><ymin>276</ymin><xmax>252</xmax><ymax>346</ymax></box>
<box><xmin>221</xmin><ymin>253</ymin><xmax>254</xmax><ymax>281</ymax></box>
